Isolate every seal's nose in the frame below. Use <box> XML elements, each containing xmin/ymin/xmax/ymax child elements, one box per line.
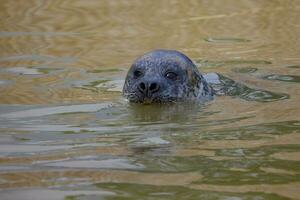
<box><xmin>138</xmin><ymin>81</ymin><xmax>160</xmax><ymax>96</ymax></box>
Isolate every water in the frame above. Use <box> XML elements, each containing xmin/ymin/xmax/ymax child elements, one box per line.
<box><xmin>0</xmin><ymin>0</ymin><xmax>300</xmax><ymax>199</ymax></box>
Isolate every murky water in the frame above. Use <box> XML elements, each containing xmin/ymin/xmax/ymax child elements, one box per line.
<box><xmin>0</xmin><ymin>0</ymin><xmax>300</xmax><ymax>199</ymax></box>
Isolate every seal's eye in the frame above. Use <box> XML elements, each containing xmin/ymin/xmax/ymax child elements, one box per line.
<box><xmin>133</xmin><ymin>70</ymin><xmax>143</xmax><ymax>78</ymax></box>
<box><xmin>165</xmin><ymin>72</ymin><xmax>178</xmax><ymax>80</ymax></box>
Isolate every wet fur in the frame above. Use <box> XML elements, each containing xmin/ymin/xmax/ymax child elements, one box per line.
<box><xmin>123</xmin><ymin>50</ymin><xmax>213</xmax><ymax>103</ymax></box>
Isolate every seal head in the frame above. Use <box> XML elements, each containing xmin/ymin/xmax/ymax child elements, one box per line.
<box><xmin>123</xmin><ymin>50</ymin><xmax>213</xmax><ymax>103</ymax></box>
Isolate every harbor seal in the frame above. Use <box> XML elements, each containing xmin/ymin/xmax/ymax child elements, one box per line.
<box><xmin>123</xmin><ymin>50</ymin><xmax>213</xmax><ymax>104</ymax></box>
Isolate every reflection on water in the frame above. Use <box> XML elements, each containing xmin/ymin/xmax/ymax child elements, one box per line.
<box><xmin>212</xmin><ymin>74</ymin><xmax>290</xmax><ymax>102</ymax></box>
<box><xmin>263</xmin><ymin>74</ymin><xmax>300</xmax><ymax>83</ymax></box>
<box><xmin>0</xmin><ymin>0</ymin><xmax>300</xmax><ymax>199</ymax></box>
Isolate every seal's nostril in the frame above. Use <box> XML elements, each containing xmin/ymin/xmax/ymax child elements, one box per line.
<box><xmin>138</xmin><ymin>82</ymin><xmax>146</xmax><ymax>94</ymax></box>
<box><xmin>149</xmin><ymin>83</ymin><xmax>157</xmax><ymax>91</ymax></box>
<box><xmin>149</xmin><ymin>82</ymin><xmax>160</xmax><ymax>93</ymax></box>
<box><xmin>138</xmin><ymin>81</ymin><xmax>160</xmax><ymax>95</ymax></box>
<box><xmin>140</xmin><ymin>82</ymin><xmax>146</xmax><ymax>90</ymax></box>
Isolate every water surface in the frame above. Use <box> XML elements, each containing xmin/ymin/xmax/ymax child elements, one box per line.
<box><xmin>0</xmin><ymin>0</ymin><xmax>300</xmax><ymax>199</ymax></box>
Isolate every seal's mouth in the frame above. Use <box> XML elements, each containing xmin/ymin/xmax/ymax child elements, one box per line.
<box><xmin>129</xmin><ymin>94</ymin><xmax>177</xmax><ymax>104</ymax></box>
<box><xmin>142</xmin><ymin>97</ymin><xmax>153</xmax><ymax>105</ymax></box>
<box><xmin>123</xmin><ymin>89</ymin><xmax>178</xmax><ymax>104</ymax></box>
<box><xmin>132</xmin><ymin>96</ymin><xmax>157</xmax><ymax>104</ymax></box>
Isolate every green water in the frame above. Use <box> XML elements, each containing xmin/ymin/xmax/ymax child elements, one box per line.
<box><xmin>0</xmin><ymin>0</ymin><xmax>300</xmax><ymax>199</ymax></box>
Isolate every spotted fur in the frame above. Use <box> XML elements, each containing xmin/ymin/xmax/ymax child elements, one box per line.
<box><xmin>123</xmin><ymin>50</ymin><xmax>213</xmax><ymax>103</ymax></box>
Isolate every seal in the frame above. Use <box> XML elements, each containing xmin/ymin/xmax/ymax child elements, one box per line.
<box><xmin>123</xmin><ymin>49</ymin><xmax>213</xmax><ymax>104</ymax></box>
